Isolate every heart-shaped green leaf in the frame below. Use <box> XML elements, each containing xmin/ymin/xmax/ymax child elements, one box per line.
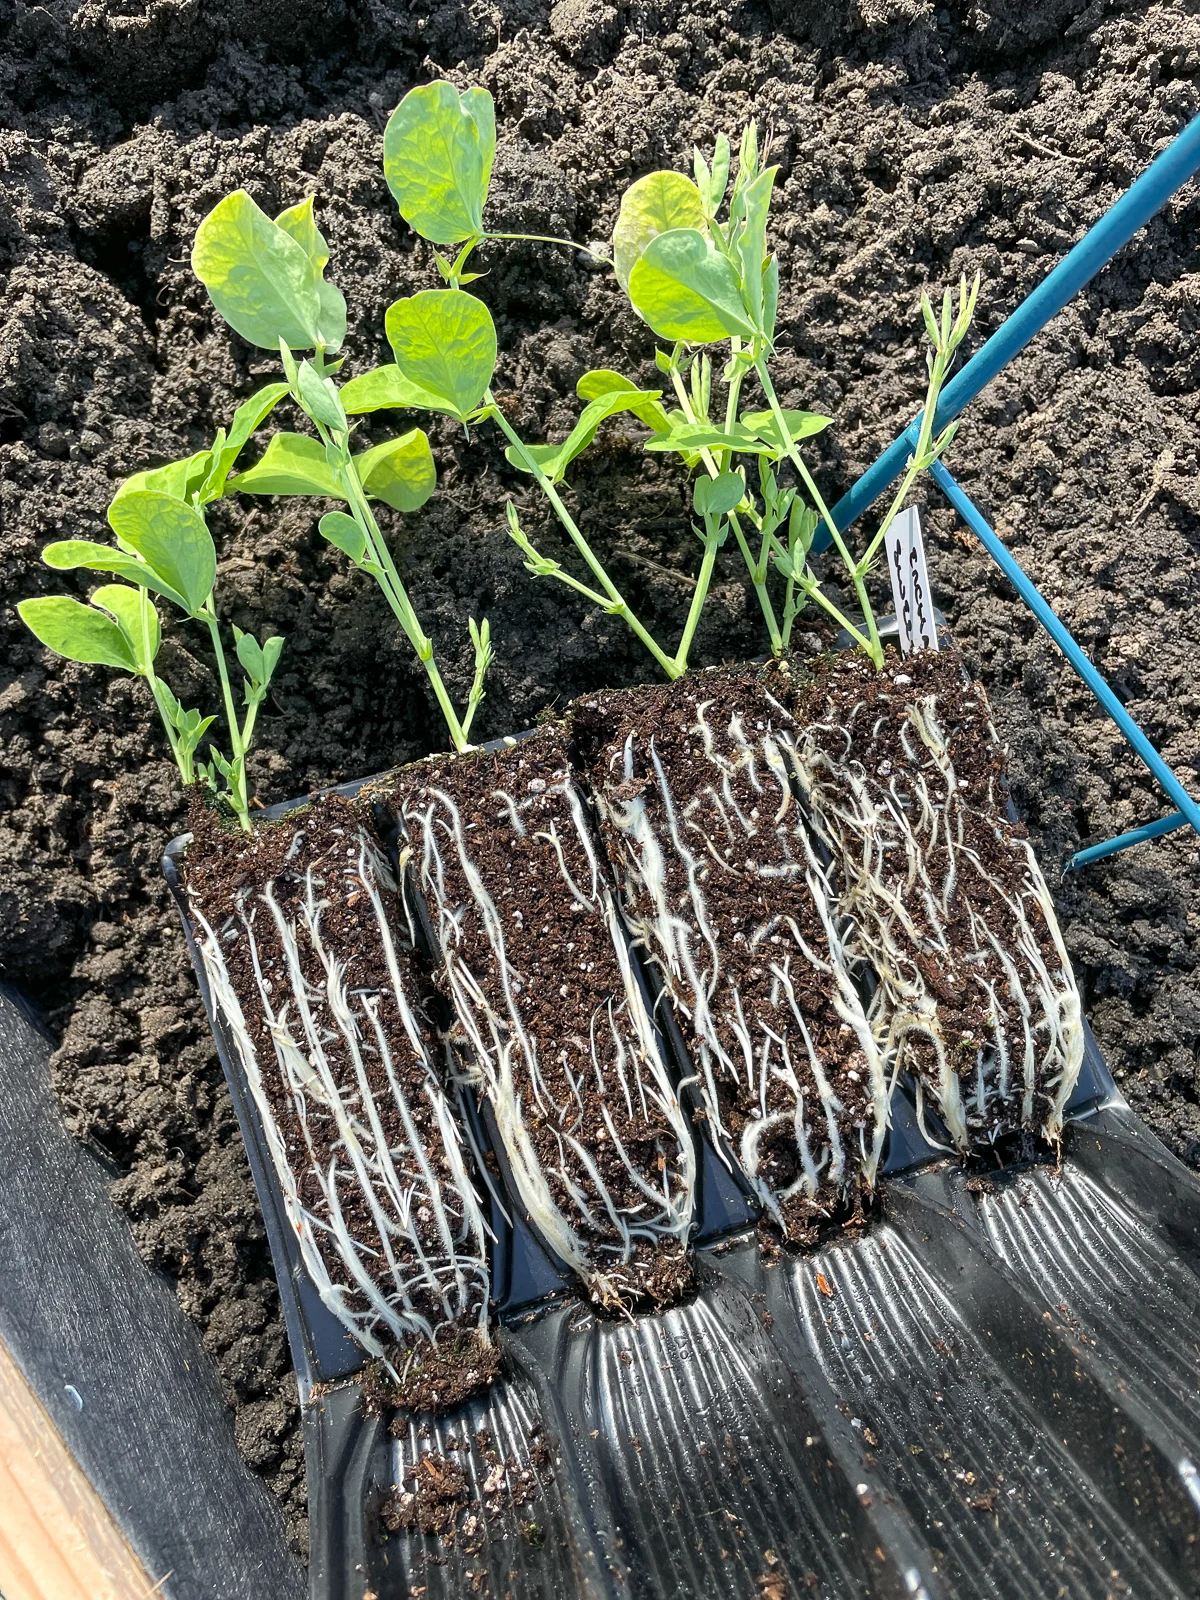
<box><xmin>17</xmin><ymin>595</ymin><xmax>139</xmax><ymax>672</ymax></box>
<box><xmin>106</xmin><ymin>491</ymin><xmax>217</xmax><ymax>615</ymax></box>
<box><xmin>383</xmin><ymin>82</ymin><xmax>496</xmax><ymax>245</ymax></box>
<box><xmin>340</xmin><ymin>365</ymin><xmax>446</xmax><ymax>415</ymax></box>
<box><xmin>612</xmin><ymin>172</ymin><xmax>707</xmax><ymax>292</ymax></box>
<box><xmin>228</xmin><ymin>433</ymin><xmax>342</xmax><ymax>499</ymax></box>
<box><xmin>628</xmin><ymin>229</ymin><xmax>755</xmax><ymax>343</ymax></box>
<box><xmin>91</xmin><ymin>584</ymin><xmax>161</xmax><ymax>670</ymax></box>
<box><xmin>384</xmin><ymin>290</ymin><xmax>496</xmax><ymax>421</ymax></box>
<box><xmin>576</xmin><ymin>369</ymin><xmax>671</xmax><ymax>433</ymax></box>
<box><xmin>354</xmin><ymin>430</ymin><xmax>436</xmax><ymax>511</ymax></box>
<box><xmin>192</xmin><ymin>190</ymin><xmax>342</xmax><ymax>351</ymax></box>
<box><xmin>318</xmin><ymin>511</ymin><xmax>368</xmax><ymax>564</ymax></box>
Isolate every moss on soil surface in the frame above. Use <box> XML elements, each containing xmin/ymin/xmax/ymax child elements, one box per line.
<box><xmin>2</xmin><ymin>0</ymin><xmax>1199</xmax><ymax>1556</ymax></box>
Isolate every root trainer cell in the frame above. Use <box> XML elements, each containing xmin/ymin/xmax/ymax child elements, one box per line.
<box><xmin>398</xmin><ymin>731</ymin><xmax>697</xmax><ymax>1309</ymax></box>
<box><xmin>184</xmin><ymin>794</ymin><xmax>491</xmax><ymax>1364</ymax></box>
<box><xmin>790</xmin><ymin>649</ymin><xmax>1084</xmax><ymax>1150</ymax></box>
<box><xmin>575</xmin><ymin>666</ymin><xmax>890</xmax><ymax>1244</ymax></box>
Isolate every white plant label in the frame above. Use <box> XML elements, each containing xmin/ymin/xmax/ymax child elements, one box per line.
<box><xmin>886</xmin><ymin>506</ymin><xmax>939</xmax><ymax>654</ymax></box>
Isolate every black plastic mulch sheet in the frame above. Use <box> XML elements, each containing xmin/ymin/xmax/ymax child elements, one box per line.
<box><xmin>165</xmin><ymin>777</ymin><xmax>1200</xmax><ymax>1600</ymax></box>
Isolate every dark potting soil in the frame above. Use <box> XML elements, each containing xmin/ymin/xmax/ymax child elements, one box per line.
<box><xmin>395</xmin><ymin>730</ymin><xmax>695</xmax><ymax>1308</ymax></box>
<box><xmin>791</xmin><ymin>646</ymin><xmax>1082</xmax><ymax>1146</ymax></box>
<box><xmin>182</xmin><ymin>792</ymin><xmax>493</xmax><ymax>1363</ymax></box>
<box><xmin>360</xmin><ymin>1329</ymin><xmax>503</xmax><ymax>1416</ymax></box>
<box><xmin>573</xmin><ymin>663</ymin><xmax>888</xmax><ymax>1243</ymax></box>
<box><xmin>4</xmin><ymin>0</ymin><xmax>1200</xmax><ymax>1553</ymax></box>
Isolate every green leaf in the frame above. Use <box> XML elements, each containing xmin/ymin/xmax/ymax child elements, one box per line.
<box><xmin>762</xmin><ymin>255</ymin><xmax>780</xmax><ymax>343</ymax></box>
<box><xmin>115</xmin><ymin>451</ymin><xmax>213</xmax><ymax>504</ymax></box>
<box><xmin>383</xmin><ymin>82</ymin><xmax>495</xmax><ymax>245</ymax></box>
<box><xmin>318</xmin><ymin>510</ymin><xmax>368</xmax><ymax>564</ymax></box>
<box><xmin>228</xmin><ymin>432</ymin><xmax>343</xmax><ymax>499</ymax></box>
<box><xmin>612</xmin><ymin>171</ymin><xmax>707</xmax><ymax>292</ymax></box>
<box><xmin>644</xmin><ymin>422</ymin><xmax>778</xmax><ymax>456</ymax></box>
<box><xmin>628</xmin><ymin>229</ymin><xmax>755</xmax><ymax>343</ymax></box>
<box><xmin>42</xmin><ymin>540</ymin><xmax>191</xmax><ymax>610</ymax></box>
<box><xmin>274</xmin><ymin>195</ymin><xmax>329</xmax><ymax>271</ymax></box>
<box><xmin>316</xmin><ymin>278</ymin><xmax>348</xmax><ymax>353</ymax></box>
<box><xmin>203</xmin><ymin>381</ymin><xmax>292</xmax><ymax>498</ymax></box>
<box><xmin>234</xmin><ymin>626</ymin><xmax>264</xmax><ymax>684</ymax></box>
<box><xmin>354</xmin><ymin>430</ymin><xmax>436</xmax><ymax>511</ymax></box>
<box><xmin>384</xmin><ymin>290</ymin><xmax>496</xmax><ymax>421</ymax></box>
<box><xmin>192</xmin><ymin>190</ymin><xmax>341</xmax><ymax>352</ymax></box>
<box><xmin>576</xmin><ymin>369</ymin><xmax>671</xmax><ymax>433</ymax></box>
<box><xmin>502</xmin><ymin>441</ymin><xmax>563</xmax><ymax>476</ymax></box>
<box><xmin>736</xmin><ymin>168</ymin><xmax>777</xmax><ymax>332</ymax></box>
<box><xmin>91</xmin><ymin>583</ymin><xmax>160</xmax><ymax>670</ymax></box>
<box><xmin>739</xmin><ymin>409</ymin><xmax>832</xmax><ymax>452</ymax></box>
<box><xmin>504</xmin><ymin>388</ymin><xmax>664</xmax><ymax>484</ymax></box>
<box><xmin>262</xmin><ymin>635</ymin><xmax>284</xmax><ymax>681</ymax></box>
<box><xmin>107</xmin><ymin>491</ymin><xmax>217</xmax><ymax>615</ymax></box>
<box><xmin>694</xmin><ymin>471</ymin><xmax>744</xmax><ymax>517</ymax></box>
<box><xmin>17</xmin><ymin>596</ymin><xmax>138</xmax><ymax>672</ymax></box>
<box><xmin>340</xmin><ymin>365</ymin><xmax>445</xmax><ymax>415</ymax></box>
<box><xmin>296</xmin><ymin>361</ymin><xmax>347</xmax><ymax>431</ymax></box>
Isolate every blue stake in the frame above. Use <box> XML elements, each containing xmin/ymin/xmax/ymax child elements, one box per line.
<box><xmin>1067</xmin><ymin>812</ymin><xmax>1188</xmax><ymax>873</ymax></box>
<box><xmin>927</xmin><ymin>459</ymin><xmax>1200</xmax><ymax>849</ymax></box>
<box><xmin>819</xmin><ymin>112</ymin><xmax>1200</xmax><ymax>547</ymax></box>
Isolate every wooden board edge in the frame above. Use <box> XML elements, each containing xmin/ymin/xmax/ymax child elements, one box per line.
<box><xmin>0</xmin><ymin>1334</ymin><xmax>167</xmax><ymax>1600</ymax></box>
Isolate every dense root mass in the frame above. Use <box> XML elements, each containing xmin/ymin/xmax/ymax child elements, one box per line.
<box><xmin>790</xmin><ymin>649</ymin><xmax>1084</xmax><ymax>1150</ymax></box>
<box><xmin>574</xmin><ymin>666</ymin><xmax>889</xmax><ymax>1244</ymax></box>
<box><xmin>185</xmin><ymin>795</ymin><xmax>491</xmax><ymax>1363</ymax></box>
<box><xmin>397</xmin><ymin>731</ymin><xmax>696</xmax><ymax>1307</ymax></box>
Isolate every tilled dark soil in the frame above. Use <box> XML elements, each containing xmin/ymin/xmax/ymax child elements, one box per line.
<box><xmin>2</xmin><ymin>0</ymin><xmax>1199</xmax><ymax>1556</ymax></box>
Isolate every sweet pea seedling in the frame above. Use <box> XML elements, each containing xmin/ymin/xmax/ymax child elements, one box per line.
<box><xmin>189</xmin><ymin>188</ymin><xmax>492</xmax><ymax>752</ymax></box>
<box><xmin>341</xmin><ymin>84</ymin><xmax>723</xmax><ymax>681</ymax></box>
<box><xmin>19</xmin><ymin>476</ymin><xmax>284</xmax><ymax>831</ymax></box>
<box><xmin>362</xmin><ymin>87</ymin><xmax>979</xmax><ymax>674</ymax></box>
<box><xmin>605</xmin><ymin>125</ymin><xmax>980</xmax><ymax>667</ymax></box>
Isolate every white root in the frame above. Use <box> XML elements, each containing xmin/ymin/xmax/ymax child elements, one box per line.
<box><xmin>190</xmin><ymin>819</ymin><xmax>491</xmax><ymax>1361</ymax></box>
<box><xmin>792</xmin><ymin>666</ymin><xmax>1084</xmax><ymax>1148</ymax></box>
<box><xmin>587</xmin><ymin>679</ymin><xmax>891</xmax><ymax>1235</ymax></box>
<box><xmin>404</xmin><ymin>750</ymin><xmax>697</xmax><ymax>1305</ymax></box>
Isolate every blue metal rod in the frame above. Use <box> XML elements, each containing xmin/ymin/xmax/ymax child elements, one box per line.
<box><xmin>927</xmin><ymin>460</ymin><xmax>1200</xmax><ymax>842</ymax></box>
<box><xmin>1066</xmin><ymin>811</ymin><xmax>1188</xmax><ymax>873</ymax></box>
<box><xmin>817</xmin><ymin>111</ymin><xmax>1200</xmax><ymax>549</ymax></box>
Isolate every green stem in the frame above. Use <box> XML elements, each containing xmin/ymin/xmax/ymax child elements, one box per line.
<box><xmin>752</xmin><ymin>356</ymin><xmax>884</xmax><ymax>668</ymax></box>
<box><xmin>673</xmin><ymin>523</ymin><xmax>722</xmax><ymax>673</ymax></box>
<box><xmin>138</xmin><ymin>587</ymin><xmax>188</xmax><ymax>781</ymax></box>
<box><xmin>668</xmin><ymin>357</ymin><xmax>783</xmax><ymax>651</ymax></box>
<box><xmin>202</xmin><ymin>600</ymin><xmax>252</xmax><ymax>830</ymax></box>
<box><xmin>341</xmin><ymin>468</ymin><xmax>470</xmax><ymax>752</ymax></box>
<box><xmin>487</xmin><ymin>392</ymin><xmax>681</xmax><ymax>680</ymax></box>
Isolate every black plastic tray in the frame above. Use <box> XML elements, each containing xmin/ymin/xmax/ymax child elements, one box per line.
<box><xmin>164</xmin><ymin>645</ymin><xmax>1200</xmax><ymax>1600</ymax></box>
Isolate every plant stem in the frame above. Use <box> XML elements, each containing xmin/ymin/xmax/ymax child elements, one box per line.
<box><xmin>340</xmin><ymin>467</ymin><xmax>471</xmax><ymax>751</ymax></box>
<box><xmin>138</xmin><ymin>587</ymin><xmax>189</xmax><ymax>781</ymax></box>
<box><xmin>673</xmin><ymin>523</ymin><xmax>722</xmax><ymax>672</ymax></box>
<box><xmin>486</xmin><ymin>391</ymin><xmax>682</xmax><ymax>680</ymax></box>
<box><xmin>202</xmin><ymin>600</ymin><xmax>252</xmax><ymax>829</ymax></box>
<box><xmin>752</xmin><ymin>356</ymin><xmax>884</xmax><ymax>668</ymax></box>
<box><xmin>668</xmin><ymin>359</ymin><xmax>782</xmax><ymax>652</ymax></box>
